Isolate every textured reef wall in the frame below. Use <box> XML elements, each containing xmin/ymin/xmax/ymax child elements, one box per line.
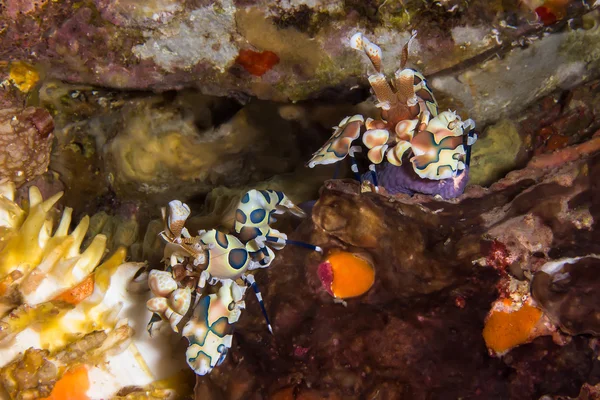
<box><xmin>2</xmin><ymin>1</ymin><xmax>600</xmax><ymax>210</ymax></box>
<box><xmin>1</xmin><ymin>1</ymin><xmax>600</xmax><ymax>399</ymax></box>
<box><xmin>1</xmin><ymin>0</ymin><xmax>600</xmax><ymax>118</ymax></box>
<box><xmin>36</xmin><ymin>83</ymin><xmax>340</xmax><ymax>210</ymax></box>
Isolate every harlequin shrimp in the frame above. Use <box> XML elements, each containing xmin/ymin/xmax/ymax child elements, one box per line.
<box><xmin>146</xmin><ymin>189</ymin><xmax>322</xmax><ymax>376</ymax></box>
<box><xmin>158</xmin><ymin>200</ymin><xmax>207</xmax><ymax>266</ymax></box>
<box><xmin>306</xmin><ymin>31</ymin><xmax>477</xmax><ymax>195</ymax></box>
<box><xmin>147</xmin><ymin>202</ymin><xmax>270</xmax><ymax>333</ymax></box>
<box><xmin>226</xmin><ymin>189</ymin><xmax>322</xmax><ymax>268</ymax></box>
<box><xmin>182</xmin><ymin>279</ymin><xmax>246</xmax><ymax>375</ymax></box>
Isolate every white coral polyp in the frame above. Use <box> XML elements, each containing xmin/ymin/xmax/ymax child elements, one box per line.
<box><xmin>0</xmin><ymin>183</ymin><xmax>189</xmax><ymax>398</ymax></box>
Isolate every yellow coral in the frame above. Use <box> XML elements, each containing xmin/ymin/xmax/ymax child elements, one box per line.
<box><xmin>0</xmin><ymin>182</ymin><xmax>190</xmax><ymax>398</ymax></box>
<box><xmin>0</xmin><ymin>184</ymin><xmax>107</xmax><ymax>305</ymax></box>
<box><xmin>0</xmin><ymin>183</ymin><xmax>25</xmax><ymax>231</ymax></box>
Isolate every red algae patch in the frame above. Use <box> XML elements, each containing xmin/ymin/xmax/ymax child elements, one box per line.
<box><xmin>317</xmin><ymin>261</ymin><xmax>334</xmax><ymax>296</ymax></box>
<box><xmin>535</xmin><ymin>6</ymin><xmax>558</xmax><ymax>25</ymax></box>
<box><xmin>534</xmin><ymin>0</ymin><xmax>571</xmax><ymax>25</ymax></box>
<box><xmin>318</xmin><ymin>251</ymin><xmax>375</xmax><ymax>299</ymax></box>
<box><xmin>236</xmin><ymin>49</ymin><xmax>280</xmax><ymax>77</ymax></box>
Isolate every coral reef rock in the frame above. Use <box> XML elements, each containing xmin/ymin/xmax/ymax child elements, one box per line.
<box><xmin>42</xmin><ymin>84</ymin><xmax>333</xmax><ymax>208</ymax></box>
<box><xmin>469</xmin><ymin>76</ymin><xmax>600</xmax><ymax>187</ymax></box>
<box><xmin>104</xmin><ymin>99</ymin><xmax>306</xmax><ymax>204</ymax></box>
<box><xmin>196</xmin><ymin>132</ymin><xmax>600</xmax><ymax>399</ymax></box>
<box><xmin>0</xmin><ymin>107</ymin><xmax>54</xmax><ymax>187</ymax></box>
<box><xmin>2</xmin><ymin>0</ymin><xmax>599</xmax><ymax>120</ymax></box>
<box><xmin>532</xmin><ymin>255</ymin><xmax>600</xmax><ymax>336</ymax></box>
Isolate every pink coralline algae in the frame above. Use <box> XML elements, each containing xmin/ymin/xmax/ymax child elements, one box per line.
<box><xmin>317</xmin><ymin>260</ymin><xmax>334</xmax><ymax>296</ymax></box>
<box><xmin>293</xmin><ymin>345</ymin><xmax>310</xmax><ymax>358</ymax></box>
<box><xmin>486</xmin><ymin>240</ymin><xmax>512</xmax><ymax>275</ymax></box>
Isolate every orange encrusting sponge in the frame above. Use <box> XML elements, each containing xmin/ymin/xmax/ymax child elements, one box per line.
<box><xmin>482</xmin><ymin>301</ymin><xmax>543</xmax><ymax>354</ymax></box>
<box><xmin>235</xmin><ymin>49</ymin><xmax>280</xmax><ymax>77</ymax></box>
<box><xmin>41</xmin><ymin>365</ymin><xmax>90</xmax><ymax>400</ymax></box>
<box><xmin>327</xmin><ymin>252</ymin><xmax>375</xmax><ymax>299</ymax></box>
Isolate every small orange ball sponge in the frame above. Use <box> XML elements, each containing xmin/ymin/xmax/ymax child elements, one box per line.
<box><xmin>483</xmin><ymin>300</ymin><xmax>543</xmax><ymax>355</ymax></box>
<box><xmin>318</xmin><ymin>251</ymin><xmax>375</xmax><ymax>299</ymax></box>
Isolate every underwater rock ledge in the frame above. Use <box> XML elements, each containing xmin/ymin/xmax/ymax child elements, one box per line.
<box><xmin>2</xmin><ymin>1</ymin><xmax>600</xmax><ymax>121</ymax></box>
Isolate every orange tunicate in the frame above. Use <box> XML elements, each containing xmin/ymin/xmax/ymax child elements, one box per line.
<box><xmin>324</xmin><ymin>252</ymin><xmax>375</xmax><ymax>299</ymax></box>
<box><xmin>482</xmin><ymin>302</ymin><xmax>543</xmax><ymax>354</ymax></box>
<box><xmin>53</xmin><ymin>274</ymin><xmax>95</xmax><ymax>305</ymax></box>
<box><xmin>41</xmin><ymin>365</ymin><xmax>90</xmax><ymax>400</ymax></box>
<box><xmin>235</xmin><ymin>49</ymin><xmax>280</xmax><ymax>77</ymax></box>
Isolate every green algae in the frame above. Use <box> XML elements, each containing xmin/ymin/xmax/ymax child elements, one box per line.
<box><xmin>469</xmin><ymin>119</ymin><xmax>522</xmax><ymax>187</ymax></box>
<box><xmin>559</xmin><ymin>12</ymin><xmax>600</xmax><ymax>67</ymax></box>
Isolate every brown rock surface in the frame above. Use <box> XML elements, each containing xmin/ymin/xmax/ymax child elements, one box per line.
<box><xmin>0</xmin><ymin>107</ymin><xmax>54</xmax><ymax>186</ymax></box>
<box><xmin>193</xmin><ymin>133</ymin><xmax>600</xmax><ymax>399</ymax></box>
<box><xmin>532</xmin><ymin>256</ymin><xmax>600</xmax><ymax>336</ymax></box>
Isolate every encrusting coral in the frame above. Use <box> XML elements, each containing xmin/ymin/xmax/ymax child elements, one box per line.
<box><xmin>0</xmin><ymin>182</ymin><xmax>192</xmax><ymax>399</ymax></box>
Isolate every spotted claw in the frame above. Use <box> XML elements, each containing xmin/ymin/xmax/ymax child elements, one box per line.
<box><xmin>306</xmin><ymin>115</ymin><xmax>364</xmax><ymax>168</ymax></box>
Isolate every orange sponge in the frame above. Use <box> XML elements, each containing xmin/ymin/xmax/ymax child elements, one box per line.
<box><xmin>483</xmin><ymin>300</ymin><xmax>543</xmax><ymax>355</ymax></box>
<box><xmin>41</xmin><ymin>365</ymin><xmax>90</xmax><ymax>400</ymax></box>
<box><xmin>318</xmin><ymin>251</ymin><xmax>375</xmax><ymax>299</ymax></box>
